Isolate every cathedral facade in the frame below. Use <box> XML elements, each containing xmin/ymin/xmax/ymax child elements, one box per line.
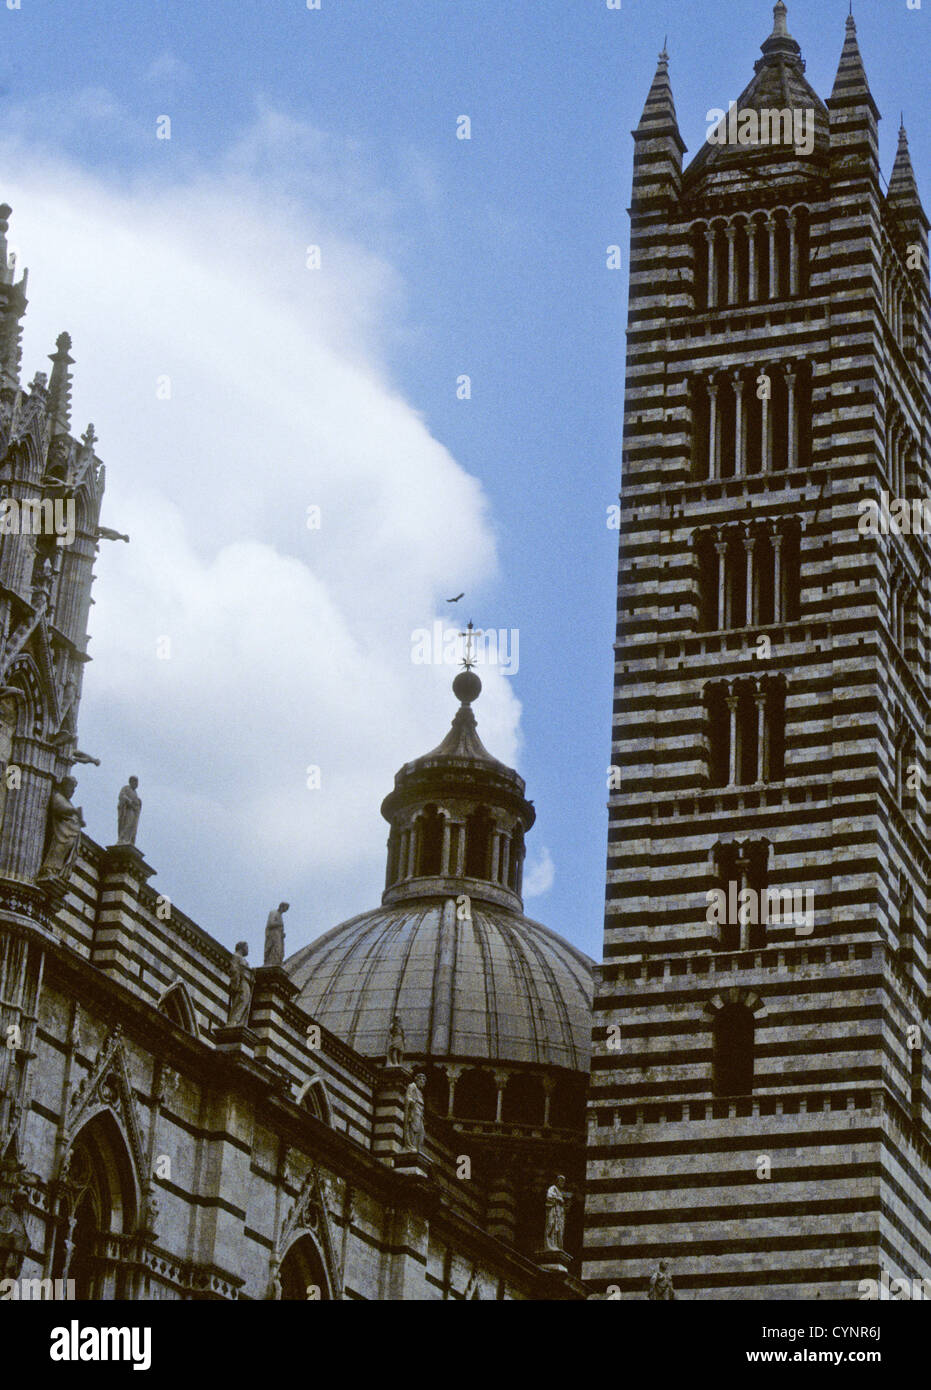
<box><xmin>585</xmin><ymin>4</ymin><xmax>931</xmax><ymax>1299</ymax></box>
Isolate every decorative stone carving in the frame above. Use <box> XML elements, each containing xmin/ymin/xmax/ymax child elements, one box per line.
<box><xmin>117</xmin><ymin>776</ymin><xmax>142</xmax><ymax>846</ymax></box>
<box><xmin>648</xmin><ymin>1260</ymin><xmax>675</xmax><ymax>1300</ymax></box>
<box><xmin>264</xmin><ymin>902</ymin><xmax>289</xmax><ymax>966</ymax></box>
<box><xmin>37</xmin><ymin>776</ymin><xmax>84</xmax><ymax>887</ymax></box>
<box><xmin>544</xmin><ymin>1174</ymin><xmax>569</xmax><ymax>1251</ymax></box>
<box><xmin>228</xmin><ymin>943</ymin><xmax>253</xmax><ymax>1026</ymax></box>
<box><xmin>387</xmin><ymin>1014</ymin><xmax>405</xmax><ymax>1067</ymax></box>
<box><xmin>403</xmin><ymin>1072</ymin><xmax>426</xmax><ymax>1152</ymax></box>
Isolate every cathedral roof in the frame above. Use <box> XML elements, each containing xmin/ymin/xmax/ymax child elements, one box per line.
<box><xmin>286</xmin><ymin>897</ymin><xmax>592</xmax><ymax>1071</ymax></box>
<box><xmin>684</xmin><ymin>2</ymin><xmax>829</xmax><ymax>190</ymax></box>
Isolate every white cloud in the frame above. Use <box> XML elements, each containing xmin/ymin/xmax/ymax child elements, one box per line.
<box><xmin>0</xmin><ymin>107</ymin><xmax>524</xmax><ymax>952</ymax></box>
<box><xmin>523</xmin><ymin>846</ymin><xmax>555</xmax><ymax>900</ymax></box>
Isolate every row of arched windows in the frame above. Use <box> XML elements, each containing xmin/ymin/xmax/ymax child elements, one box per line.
<box><xmin>705</xmin><ymin>676</ymin><xmax>786</xmax><ymax>787</ymax></box>
<box><xmin>694</xmin><ymin>521</ymin><xmax>801</xmax><ymax>632</ymax></box>
<box><xmin>386</xmin><ymin>804</ymin><xmax>525</xmax><ymax>894</ymax></box>
<box><xmin>690</xmin><ymin>361</ymin><xmax>812</xmax><ymax>481</ymax></box>
<box><xmin>885</xmin><ymin>399</ymin><xmax>919</xmax><ymax>498</ymax></box>
<box><xmin>692</xmin><ymin>208</ymin><xmax>811</xmax><ymax>310</ymax></box>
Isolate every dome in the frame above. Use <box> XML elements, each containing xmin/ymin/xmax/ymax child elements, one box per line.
<box><xmin>286</xmin><ymin>896</ymin><xmax>592</xmax><ymax>1071</ymax></box>
<box><xmin>286</xmin><ymin>657</ymin><xmax>593</xmax><ymax>1077</ymax></box>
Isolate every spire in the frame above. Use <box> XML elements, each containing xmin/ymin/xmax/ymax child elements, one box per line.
<box><xmin>887</xmin><ymin>122</ymin><xmax>929</xmax><ymax>232</ymax></box>
<box><xmin>631</xmin><ymin>47</ymin><xmax>686</xmax><ymax>213</ymax></box>
<box><xmin>47</xmin><ymin>332</ymin><xmax>74</xmax><ymax>436</ymax></box>
<box><xmin>634</xmin><ymin>47</ymin><xmax>685</xmax><ymax>150</ymax></box>
<box><xmin>829</xmin><ymin>10</ymin><xmax>879</xmax><ymax>117</ymax></box>
<box><xmin>757</xmin><ymin>1</ymin><xmax>803</xmax><ymax>68</ymax></box>
<box><xmin>889</xmin><ymin>122</ymin><xmax>920</xmax><ymax>202</ymax></box>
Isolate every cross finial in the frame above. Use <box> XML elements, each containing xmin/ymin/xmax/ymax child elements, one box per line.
<box><xmin>459</xmin><ymin>620</ymin><xmax>476</xmax><ymax>671</ymax></box>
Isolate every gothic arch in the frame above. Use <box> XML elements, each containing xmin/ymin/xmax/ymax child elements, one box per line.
<box><xmin>277</xmin><ymin>1231</ymin><xmax>332</xmax><ymax>1301</ymax></box>
<box><xmin>157</xmin><ymin>979</ymin><xmax>200</xmax><ymax>1038</ymax></box>
<box><xmin>295</xmin><ymin>1074</ymin><xmax>333</xmax><ymax>1126</ymax></box>
<box><xmin>56</xmin><ymin>1108</ymin><xmax>139</xmax><ymax>1299</ymax></box>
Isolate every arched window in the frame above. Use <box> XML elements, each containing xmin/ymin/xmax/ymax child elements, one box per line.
<box><xmin>501</xmin><ymin>1073</ymin><xmax>545</xmax><ymax>1126</ymax></box>
<box><xmin>417</xmin><ymin>805</ymin><xmax>444</xmax><ymax>877</ymax></box>
<box><xmin>278</xmin><ymin>1234</ymin><xmax>330</xmax><ymax>1300</ymax></box>
<box><xmin>465</xmin><ymin>807</ymin><xmax>493</xmax><ymax>880</ymax></box>
<box><xmin>453</xmin><ymin>1068</ymin><xmax>497</xmax><ymax>1121</ymax></box>
<box><xmin>712</xmin><ymin>1004</ymin><xmax>755</xmax><ymax>1097</ymax></box>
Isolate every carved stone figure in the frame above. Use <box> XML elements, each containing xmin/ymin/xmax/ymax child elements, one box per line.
<box><xmin>544</xmin><ymin>1175</ymin><xmax>569</xmax><ymax>1251</ymax></box>
<box><xmin>37</xmin><ymin>776</ymin><xmax>85</xmax><ymax>886</ymax></box>
<box><xmin>228</xmin><ymin>942</ymin><xmax>253</xmax><ymax>1027</ymax></box>
<box><xmin>648</xmin><ymin>1260</ymin><xmax>675</xmax><ymax>1300</ymax></box>
<box><xmin>266</xmin><ymin>1256</ymin><xmax>282</xmax><ymax>1301</ymax></box>
<box><xmin>264</xmin><ymin>902</ymin><xmax>289</xmax><ymax>966</ymax></box>
<box><xmin>403</xmin><ymin>1072</ymin><xmax>427</xmax><ymax>1152</ymax></box>
<box><xmin>0</xmin><ymin>686</ymin><xmax>20</xmax><ymax>834</ymax></box>
<box><xmin>117</xmin><ymin>776</ymin><xmax>142</xmax><ymax>846</ymax></box>
<box><xmin>0</xmin><ymin>1191</ymin><xmax>29</xmax><ymax>1279</ymax></box>
<box><xmin>387</xmin><ymin>1014</ymin><xmax>405</xmax><ymax>1067</ymax></box>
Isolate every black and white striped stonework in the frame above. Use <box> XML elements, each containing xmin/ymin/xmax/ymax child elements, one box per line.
<box><xmin>584</xmin><ymin>5</ymin><xmax>931</xmax><ymax>1300</ymax></box>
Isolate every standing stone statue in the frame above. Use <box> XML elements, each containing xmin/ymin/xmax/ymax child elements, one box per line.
<box><xmin>228</xmin><ymin>942</ymin><xmax>253</xmax><ymax>1027</ymax></box>
<box><xmin>0</xmin><ymin>1191</ymin><xmax>29</xmax><ymax>1279</ymax></box>
<box><xmin>544</xmin><ymin>1175</ymin><xmax>569</xmax><ymax>1251</ymax></box>
<box><xmin>37</xmin><ymin>776</ymin><xmax>85</xmax><ymax>886</ymax></box>
<box><xmin>387</xmin><ymin>1014</ymin><xmax>405</xmax><ymax>1067</ymax></box>
<box><xmin>264</xmin><ymin>902</ymin><xmax>289</xmax><ymax>966</ymax></box>
<box><xmin>117</xmin><ymin>776</ymin><xmax>142</xmax><ymax>846</ymax></box>
<box><xmin>403</xmin><ymin>1072</ymin><xmax>427</xmax><ymax>1152</ymax></box>
<box><xmin>647</xmin><ymin>1260</ymin><xmax>675</xmax><ymax>1300</ymax></box>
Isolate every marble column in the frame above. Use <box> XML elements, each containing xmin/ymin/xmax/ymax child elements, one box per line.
<box><xmin>715</xmin><ymin>540</ymin><xmax>729</xmax><ymax>630</ymax></box>
<box><xmin>727</xmin><ymin>693</ymin><xmax>739</xmax><ymax>787</ymax></box>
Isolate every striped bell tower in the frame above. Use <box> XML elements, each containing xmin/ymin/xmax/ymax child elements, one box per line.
<box><xmin>584</xmin><ymin>5</ymin><xmax>931</xmax><ymax>1299</ymax></box>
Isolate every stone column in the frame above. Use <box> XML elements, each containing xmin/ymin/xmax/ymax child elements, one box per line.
<box><xmin>736</xmin><ymin>852</ymin><xmax>750</xmax><ymax>951</ymax></box>
<box><xmin>726</xmin><ymin>226</ymin><xmax>737</xmax><ymax>305</ymax></box>
<box><xmin>732</xmin><ymin>371</ymin><xmax>745</xmax><ymax>475</ymax></box>
<box><xmin>787</xmin><ymin>215</ymin><xmax>798</xmax><ymax>295</ymax></box>
<box><xmin>499</xmin><ymin>832</ymin><xmax>511</xmax><ymax>888</ymax></box>
<box><xmin>766</xmin><ymin>217</ymin><xmax>777</xmax><ymax>298</ymax></box>
<box><xmin>399</xmin><ymin>827</ymin><xmax>411</xmax><ymax>879</ymax></box>
<box><xmin>727</xmin><ymin>693</ymin><xmax>739</xmax><ymax>787</ymax></box>
<box><xmin>761</xmin><ymin>380</ymin><xmax>772</xmax><ymax>474</ymax></box>
<box><xmin>446</xmin><ymin>1064</ymin><xmax>463</xmax><ymax>1118</ymax></box>
<box><xmin>748</xmin><ymin>222</ymin><xmax>759</xmax><ymax>301</ymax></box>
<box><xmin>708</xmin><ymin>379</ymin><xmax>719</xmax><ymax>480</ymax></box>
<box><xmin>772</xmin><ymin>532</ymin><xmax>784</xmax><ymax>625</ymax></box>
<box><xmin>705</xmin><ymin>229</ymin><xmax>716</xmax><ymax>308</ymax></box>
<box><xmin>744</xmin><ymin>532</ymin><xmax>756</xmax><ymax>628</ymax></box>
<box><xmin>441</xmin><ymin>817</ymin><xmax>452</xmax><ymax>875</ymax></box>
<box><xmin>493</xmin><ymin>1069</ymin><xmax>508</xmax><ymax>1123</ymax></box>
<box><xmin>715</xmin><ymin>540</ymin><xmax>729</xmax><ymax>630</ymax></box>
<box><xmin>784</xmin><ymin>365</ymin><xmax>797</xmax><ymax>473</ymax></box>
<box><xmin>755</xmin><ymin>686</ymin><xmax>768</xmax><ymax>785</ymax></box>
<box><xmin>452</xmin><ymin>821</ymin><xmax>466</xmax><ymax>876</ymax></box>
<box><xmin>490</xmin><ymin>831</ymin><xmax>501</xmax><ymax>884</ymax></box>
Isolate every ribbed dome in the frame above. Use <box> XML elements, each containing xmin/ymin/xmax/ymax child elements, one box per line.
<box><xmin>286</xmin><ymin>897</ymin><xmax>592</xmax><ymax>1071</ymax></box>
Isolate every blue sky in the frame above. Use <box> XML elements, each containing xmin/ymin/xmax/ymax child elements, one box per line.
<box><xmin>1</xmin><ymin>0</ymin><xmax>926</xmax><ymax>962</ymax></box>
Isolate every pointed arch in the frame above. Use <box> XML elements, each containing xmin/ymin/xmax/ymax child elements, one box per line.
<box><xmin>157</xmin><ymin>979</ymin><xmax>200</xmax><ymax>1038</ymax></box>
<box><xmin>295</xmin><ymin>1075</ymin><xmax>333</xmax><ymax>1126</ymax></box>
<box><xmin>56</xmin><ymin>1109</ymin><xmax>139</xmax><ymax>1299</ymax></box>
<box><xmin>277</xmin><ymin>1232</ymin><xmax>333</xmax><ymax>1300</ymax></box>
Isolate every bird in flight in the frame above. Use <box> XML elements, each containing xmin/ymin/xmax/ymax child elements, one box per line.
<box><xmin>447</xmin><ymin>592</ymin><xmax>464</xmax><ymax>603</ymax></box>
